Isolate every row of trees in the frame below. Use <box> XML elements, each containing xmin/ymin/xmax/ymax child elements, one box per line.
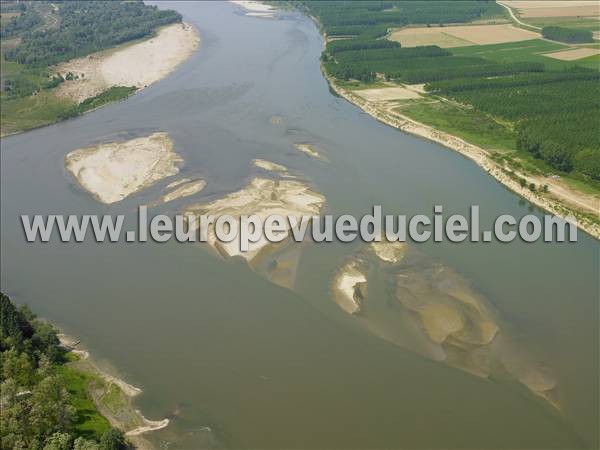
<box><xmin>428</xmin><ymin>72</ymin><xmax>599</xmax><ymax>178</ymax></box>
<box><xmin>306</xmin><ymin>0</ymin><xmax>599</xmax><ymax>181</ymax></box>
<box><xmin>301</xmin><ymin>1</ymin><xmax>502</xmax><ymax>28</ymax></box>
<box><xmin>1</xmin><ymin>293</ymin><xmax>128</xmax><ymax>450</ymax></box>
<box><xmin>542</xmin><ymin>26</ymin><xmax>594</xmax><ymax>43</ymax></box>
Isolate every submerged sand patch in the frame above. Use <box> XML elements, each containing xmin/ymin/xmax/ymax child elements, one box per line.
<box><xmin>388</xmin><ymin>24</ymin><xmax>539</xmax><ymax>47</ymax></box>
<box><xmin>65</xmin><ymin>132</ymin><xmax>182</xmax><ymax>204</ymax></box>
<box><xmin>55</xmin><ymin>23</ymin><xmax>199</xmax><ymax>103</ymax></box>
<box><xmin>370</xmin><ymin>239</ymin><xmax>407</xmax><ymax>264</ymax></box>
<box><xmin>329</xmin><ymin>244</ymin><xmax>561</xmax><ymax>409</ymax></box>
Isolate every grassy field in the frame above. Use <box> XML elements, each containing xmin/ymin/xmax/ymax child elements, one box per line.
<box><xmin>399</xmin><ymin>100</ymin><xmax>516</xmax><ymax>151</ymax></box>
<box><xmin>527</xmin><ymin>17</ymin><xmax>600</xmax><ymax>33</ymax></box>
<box><xmin>55</xmin><ymin>362</ymin><xmax>111</xmax><ymax>441</ymax></box>
<box><xmin>1</xmin><ymin>86</ymin><xmax>136</xmax><ymax>136</ymax></box>
<box><xmin>450</xmin><ymin>39</ymin><xmax>599</xmax><ymax>70</ymax></box>
<box><xmin>1</xmin><ymin>91</ymin><xmax>76</xmax><ymax>135</ymax></box>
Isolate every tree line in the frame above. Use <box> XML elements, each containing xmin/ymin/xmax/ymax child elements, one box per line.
<box><xmin>1</xmin><ymin>293</ymin><xmax>128</xmax><ymax>450</ymax></box>
<box><xmin>428</xmin><ymin>71</ymin><xmax>600</xmax><ymax>178</ymax></box>
<box><xmin>542</xmin><ymin>26</ymin><xmax>594</xmax><ymax>44</ymax></box>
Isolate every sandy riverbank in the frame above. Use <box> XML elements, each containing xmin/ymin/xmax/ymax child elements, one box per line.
<box><xmin>324</xmin><ymin>73</ymin><xmax>599</xmax><ymax>239</ymax></box>
<box><xmin>55</xmin><ymin>23</ymin><xmax>199</xmax><ymax>103</ymax></box>
<box><xmin>65</xmin><ymin>132</ymin><xmax>182</xmax><ymax>204</ymax></box>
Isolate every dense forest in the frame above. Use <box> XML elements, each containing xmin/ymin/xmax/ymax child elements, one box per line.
<box><xmin>0</xmin><ymin>7</ymin><xmax>41</xmax><ymax>39</ymax></box>
<box><xmin>542</xmin><ymin>26</ymin><xmax>594</xmax><ymax>44</ymax></box>
<box><xmin>0</xmin><ymin>293</ymin><xmax>127</xmax><ymax>450</ymax></box>
<box><xmin>302</xmin><ymin>1</ymin><xmax>600</xmax><ymax>180</ymax></box>
<box><xmin>427</xmin><ymin>71</ymin><xmax>600</xmax><ymax>176</ymax></box>
<box><xmin>299</xmin><ymin>1</ymin><xmax>503</xmax><ymax>34</ymax></box>
<box><xmin>3</xmin><ymin>1</ymin><xmax>181</xmax><ymax>66</ymax></box>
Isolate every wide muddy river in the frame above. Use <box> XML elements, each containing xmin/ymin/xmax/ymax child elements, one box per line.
<box><xmin>1</xmin><ymin>2</ymin><xmax>598</xmax><ymax>448</ymax></box>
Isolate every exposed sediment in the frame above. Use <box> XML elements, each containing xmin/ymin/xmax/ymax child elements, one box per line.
<box><xmin>55</xmin><ymin>23</ymin><xmax>199</xmax><ymax>103</ymax></box>
<box><xmin>294</xmin><ymin>143</ymin><xmax>328</xmax><ymax>162</ymax></box>
<box><xmin>65</xmin><ymin>132</ymin><xmax>182</xmax><ymax>204</ymax></box>
<box><xmin>149</xmin><ymin>179</ymin><xmax>206</xmax><ymax>206</ymax></box>
<box><xmin>331</xmin><ymin>260</ymin><xmax>368</xmax><ymax>314</ymax></box>
<box><xmin>329</xmin><ymin>244</ymin><xmax>561</xmax><ymax>409</ymax></box>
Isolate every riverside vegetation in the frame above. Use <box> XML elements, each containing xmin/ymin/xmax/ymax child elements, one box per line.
<box><xmin>299</xmin><ymin>0</ymin><xmax>599</xmax><ymax>230</ymax></box>
<box><xmin>0</xmin><ymin>1</ymin><xmax>182</xmax><ymax>135</ymax></box>
<box><xmin>0</xmin><ymin>293</ymin><xmax>128</xmax><ymax>450</ymax></box>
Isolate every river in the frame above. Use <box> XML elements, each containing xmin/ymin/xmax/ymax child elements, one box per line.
<box><xmin>0</xmin><ymin>2</ymin><xmax>598</xmax><ymax>448</ymax></box>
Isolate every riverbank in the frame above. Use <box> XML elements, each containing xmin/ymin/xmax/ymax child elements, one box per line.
<box><xmin>325</xmin><ymin>73</ymin><xmax>599</xmax><ymax>239</ymax></box>
<box><xmin>55</xmin><ymin>23</ymin><xmax>198</xmax><ymax>103</ymax></box>
<box><xmin>58</xmin><ymin>334</ymin><xmax>168</xmax><ymax>449</ymax></box>
<box><xmin>1</xmin><ymin>22</ymin><xmax>199</xmax><ymax>137</ymax></box>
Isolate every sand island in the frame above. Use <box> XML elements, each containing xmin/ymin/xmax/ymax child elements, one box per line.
<box><xmin>185</xmin><ymin>159</ymin><xmax>325</xmax><ymax>263</ymax></box>
<box><xmin>65</xmin><ymin>132</ymin><xmax>182</xmax><ymax>204</ymax></box>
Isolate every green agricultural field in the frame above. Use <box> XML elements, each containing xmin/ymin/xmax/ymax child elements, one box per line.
<box><xmin>527</xmin><ymin>17</ymin><xmax>600</xmax><ymax>33</ymax></box>
<box><xmin>450</xmin><ymin>39</ymin><xmax>599</xmax><ymax>70</ymax></box>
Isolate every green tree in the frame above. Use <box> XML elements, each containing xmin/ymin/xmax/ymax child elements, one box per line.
<box><xmin>573</xmin><ymin>148</ymin><xmax>600</xmax><ymax>180</ymax></box>
<box><xmin>99</xmin><ymin>429</ymin><xmax>126</xmax><ymax>450</ymax></box>
<box><xmin>43</xmin><ymin>432</ymin><xmax>73</xmax><ymax>450</ymax></box>
<box><xmin>74</xmin><ymin>437</ymin><xmax>101</xmax><ymax>450</ymax></box>
<box><xmin>29</xmin><ymin>376</ymin><xmax>76</xmax><ymax>440</ymax></box>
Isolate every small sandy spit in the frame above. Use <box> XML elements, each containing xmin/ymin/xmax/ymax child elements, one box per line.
<box><xmin>231</xmin><ymin>1</ymin><xmax>277</xmax><ymax>18</ymax></box>
<box><xmin>55</xmin><ymin>23</ymin><xmax>199</xmax><ymax>103</ymax></box>
<box><xmin>294</xmin><ymin>143</ymin><xmax>328</xmax><ymax>162</ymax></box>
<box><xmin>65</xmin><ymin>132</ymin><xmax>182</xmax><ymax>204</ymax></box>
<box><xmin>331</xmin><ymin>260</ymin><xmax>367</xmax><ymax>314</ymax></box>
<box><xmin>149</xmin><ymin>179</ymin><xmax>207</xmax><ymax>207</ymax></box>
<box><xmin>253</xmin><ymin>159</ymin><xmax>288</xmax><ymax>172</ymax></box>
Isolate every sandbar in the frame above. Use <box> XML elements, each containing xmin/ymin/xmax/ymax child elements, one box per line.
<box><xmin>65</xmin><ymin>132</ymin><xmax>182</xmax><ymax>204</ymax></box>
<box><xmin>55</xmin><ymin>23</ymin><xmax>199</xmax><ymax>103</ymax></box>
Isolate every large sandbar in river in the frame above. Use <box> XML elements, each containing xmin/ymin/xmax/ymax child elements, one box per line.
<box><xmin>55</xmin><ymin>23</ymin><xmax>199</xmax><ymax>103</ymax></box>
<box><xmin>65</xmin><ymin>132</ymin><xmax>182</xmax><ymax>204</ymax></box>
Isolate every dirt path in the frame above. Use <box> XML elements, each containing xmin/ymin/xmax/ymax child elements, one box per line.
<box><xmin>497</xmin><ymin>2</ymin><xmax>541</xmax><ymax>30</ymax></box>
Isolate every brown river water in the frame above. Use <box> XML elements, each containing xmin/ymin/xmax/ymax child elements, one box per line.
<box><xmin>1</xmin><ymin>2</ymin><xmax>597</xmax><ymax>448</ymax></box>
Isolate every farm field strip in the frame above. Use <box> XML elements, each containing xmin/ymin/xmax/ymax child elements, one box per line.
<box><xmin>388</xmin><ymin>24</ymin><xmax>540</xmax><ymax>47</ymax></box>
